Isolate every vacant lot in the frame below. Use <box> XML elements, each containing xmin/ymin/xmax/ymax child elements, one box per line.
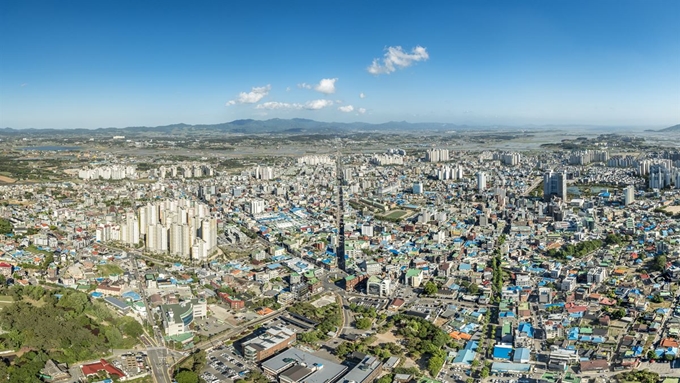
<box><xmin>663</xmin><ymin>206</ymin><xmax>680</xmax><ymax>214</ymax></box>
<box><xmin>0</xmin><ymin>175</ymin><xmax>15</xmax><ymax>183</ymax></box>
<box><xmin>371</xmin><ymin>329</ymin><xmax>400</xmax><ymax>346</ymax></box>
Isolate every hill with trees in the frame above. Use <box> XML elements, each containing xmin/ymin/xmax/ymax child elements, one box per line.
<box><xmin>0</xmin><ymin>285</ymin><xmax>143</xmax><ymax>380</ymax></box>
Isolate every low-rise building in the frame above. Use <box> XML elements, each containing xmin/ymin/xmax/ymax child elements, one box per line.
<box><xmin>242</xmin><ymin>326</ymin><xmax>296</xmax><ymax>362</ymax></box>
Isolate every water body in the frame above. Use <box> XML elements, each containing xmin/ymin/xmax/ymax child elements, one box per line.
<box><xmin>20</xmin><ymin>146</ymin><xmax>81</xmax><ymax>151</ymax></box>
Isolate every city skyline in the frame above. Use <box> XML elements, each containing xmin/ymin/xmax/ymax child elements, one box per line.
<box><xmin>1</xmin><ymin>0</ymin><xmax>679</xmax><ymax>129</ymax></box>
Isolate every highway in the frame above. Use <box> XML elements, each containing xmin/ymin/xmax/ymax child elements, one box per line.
<box><xmin>522</xmin><ymin>176</ymin><xmax>543</xmax><ymax>196</ymax></box>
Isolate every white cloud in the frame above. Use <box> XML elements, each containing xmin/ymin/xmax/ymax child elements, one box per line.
<box><xmin>255</xmin><ymin>102</ymin><xmax>301</xmax><ymax>110</ymax></box>
<box><xmin>367</xmin><ymin>45</ymin><xmax>429</xmax><ymax>75</ymax></box>
<box><xmin>299</xmin><ymin>78</ymin><xmax>338</xmax><ymax>94</ymax></box>
<box><xmin>359</xmin><ymin>92</ymin><xmax>365</xmax><ymax>99</ymax></box>
<box><xmin>357</xmin><ymin>108</ymin><xmax>366</xmax><ymax>114</ymax></box>
<box><xmin>304</xmin><ymin>99</ymin><xmax>334</xmax><ymax>110</ymax></box>
<box><xmin>314</xmin><ymin>78</ymin><xmax>337</xmax><ymax>94</ymax></box>
<box><xmin>286</xmin><ymin>87</ymin><xmax>291</xmax><ymax>92</ymax></box>
<box><xmin>226</xmin><ymin>84</ymin><xmax>271</xmax><ymax>105</ymax></box>
<box><xmin>338</xmin><ymin>105</ymin><xmax>354</xmax><ymax>113</ymax></box>
<box><xmin>255</xmin><ymin>99</ymin><xmax>334</xmax><ymax>111</ymax></box>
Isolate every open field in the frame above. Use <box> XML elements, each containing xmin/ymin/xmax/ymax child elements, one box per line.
<box><xmin>0</xmin><ymin>175</ymin><xmax>15</xmax><ymax>183</ymax></box>
<box><xmin>97</xmin><ymin>263</ymin><xmax>125</xmax><ymax>276</ymax></box>
<box><xmin>380</xmin><ymin>210</ymin><xmax>410</xmax><ymax>220</ymax></box>
<box><xmin>371</xmin><ymin>329</ymin><xmax>400</xmax><ymax>346</ymax></box>
<box><xmin>663</xmin><ymin>206</ymin><xmax>680</xmax><ymax>214</ymax></box>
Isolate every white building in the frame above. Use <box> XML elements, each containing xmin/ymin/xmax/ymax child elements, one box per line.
<box><xmin>586</xmin><ymin>267</ymin><xmax>607</xmax><ymax>284</ymax></box>
<box><xmin>623</xmin><ymin>185</ymin><xmax>635</xmax><ymax>205</ymax></box>
<box><xmin>561</xmin><ymin>276</ymin><xmax>577</xmax><ymax>292</ymax></box>
<box><xmin>477</xmin><ymin>172</ymin><xmax>486</xmax><ymax>192</ymax></box>
<box><xmin>426</xmin><ymin>149</ymin><xmax>450</xmax><ymax>163</ymax></box>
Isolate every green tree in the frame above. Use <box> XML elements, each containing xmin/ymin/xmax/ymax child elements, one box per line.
<box><xmin>175</xmin><ymin>370</ymin><xmax>199</xmax><ymax>383</ymax></box>
<box><xmin>480</xmin><ymin>367</ymin><xmax>489</xmax><ymax>378</ymax></box>
<box><xmin>654</xmin><ymin>255</ymin><xmax>667</xmax><ymax>271</ymax></box>
<box><xmin>423</xmin><ymin>281</ymin><xmax>438</xmax><ymax>296</ymax></box>
<box><xmin>355</xmin><ymin>318</ymin><xmax>372</xmax><ymax>330</ymax></box>
<box><xmin>0</xmin><ymin>218</ymin><xmax>12</xmax><ymax>235</ymax></box>
<box><xmin>427</xmin><ymin>355</ymin><xmax>444</xmax><ymax>377</ymax></box>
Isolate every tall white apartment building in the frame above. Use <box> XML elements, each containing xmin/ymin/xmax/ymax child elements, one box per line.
<box><xmin>477</xmin><ymin>172</ymin><xmax>487</xmax><ymax>192</ymax></box>
<box><xmin>425</xmin><ymin>149</ymin><xmax>449</xmax><ymax>162</ymax></box>
<box><xmin>623</xmin><ymin>185</ymin><xmax>635</xmax><ymax>205</ymax></box>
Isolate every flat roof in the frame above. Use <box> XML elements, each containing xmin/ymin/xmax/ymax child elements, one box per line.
<box><xmin>491</xmin><ymin>362</ymin><xmax>532</xmax><ymax>372</ymax></box>
<box><xmin>341</xmin><ymin>355</ymin><xmax>381</xmax><ymax>383</ymax></box>
<box><xmin>261</xmin><ymin>347</ymin><xmax>347</xmax><ymax>383</ymax></box>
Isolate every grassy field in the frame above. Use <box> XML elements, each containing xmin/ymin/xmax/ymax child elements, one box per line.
<box><xmin>97</xmin><ymin>263</ymin><xmax>124</xmax><ymax>276</ymax></box>
<box><xmin>380</xmin><ymin>210</ymin><xmax>410</xmax><ymax>220</ymax></box>
<box><xmin>0</xmin><ymin>296</ymin><xmax>14</xmax><ymax>310</ymax></box>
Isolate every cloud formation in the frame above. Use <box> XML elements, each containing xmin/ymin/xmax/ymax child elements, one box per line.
<box><xmin>255</xmin><ymin>101</ymin><xmax>300</xmax><ymax>110</ymax></box>
<box><xmin>299</xmin><ymin>78</ymin><xmax>338</xmax><ymax>94</ymax></box>
<box><xmin>254</xmin><ymin>99</ymin><xmax>334</xmax><ymax>111</ymax></box>
<box><xmin>359</xmin><ymin>92</ymin><xmax>365</xmax><ymax>99</ymax></box>
<box><xmin>304</xmin><ymin>99</ymin><xmax>333</xmax><ymax>110</ymax></box>
<box><xmin>358</xmin><ymin>108</ymin><xmax>366</xmax><ymax>114</ymax></box>
<box><xmin>226</xmin><ymin>84</ymin><xmax>271</xmax><ymax>105</ymax></box>
<box><xmin>338</xmin><ymin>105</ymin><xmax>354</xmax><ymax>113</ymax></box>
<box><xmin>314</xmin><ymin>78</ymin><xmax>337</xmax><ymax>94</ymax></box>
<box><xmin>367</xmin><ymin>46</ymin><xmax>429</xmax><ymax>75</ymax></box>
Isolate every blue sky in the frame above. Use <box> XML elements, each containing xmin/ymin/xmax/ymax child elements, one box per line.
<box><xmin>1</xmin><ymin>0</ymin><xmax>679</xmax><ymax>129</ymax></box>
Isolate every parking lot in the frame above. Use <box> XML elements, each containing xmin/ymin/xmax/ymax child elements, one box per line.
<box><xmin>194</xmin><ymin>315</ymin><xmax>234</xmax><ymax>338</ymax></box>
<box><xmin>202</xmin><ymin>344</ymin><xmax>258</xmax><ymax>383</ymax></box>
<box><xmin>348</xmin><ymin>296</ymin><xmax>388</xmax><ymax>310</ymax></box>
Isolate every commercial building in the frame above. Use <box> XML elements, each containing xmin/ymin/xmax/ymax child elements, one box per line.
<box><xmin>261</xmin><ymin>347</ymin><xmax>347</xmax><ymax>383</ymax></box>
<box><xmin>341</xmin><ymin>355</ymin><xmax>382</xmax><ymax>383</ymax></box>
<box><xmin>543</xmin><ymin>170</ymin><xmax>567</xmax><ymax>201</ymax></box>
<box><xmin>367</xmin><ymin>275</ymin><xmax>391</xmax><ymax>297</ymax></box>
<box><xmin>241</xmin><ymin>326</ymin><xmax>296</xmax><ymax>362</ymax></box>
<box><xmin>160</xmin><ymin>299</ymin><xmax>207</xmax><ymax>336</ymax></box>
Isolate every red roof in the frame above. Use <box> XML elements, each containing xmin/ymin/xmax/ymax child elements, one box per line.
<box><xmin>81</xmin><ymin>359</ymin><xmax>125</xmax><ymax>378</ymax></box>
<box><xmin>0</xmin><ymin>262</ymin><xmax>12</xmax><ymax>268</ymax></box>
<box><xmin>390</xmin><ymin>298</ymin><xmax>405</xmax><ymax>307</ymax></box>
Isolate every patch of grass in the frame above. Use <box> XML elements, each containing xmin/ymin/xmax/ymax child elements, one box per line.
<box><xmin>97</xmin><ymin>263</ymin><xmax>124</xmax><ymax>276</ymax></box>
<box><xmin>380</xmin><ymin>210</ymin><xmax>410</xmax><ymax>220</ymax></box>
<box><xmin>25</xmin><ymin>245</ymin><xmax>52</xmax><ymax>256</ymax></box>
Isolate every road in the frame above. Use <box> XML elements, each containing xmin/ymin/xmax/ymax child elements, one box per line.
<box><xmin>522</xmin><ymin>176</ymin><xmax>543</xmax><ymax>196</ymax></box>
<box><xmin>147</xmin><ymin>347</ymin><xmax>172</xmax><ymax>383</ymax></box>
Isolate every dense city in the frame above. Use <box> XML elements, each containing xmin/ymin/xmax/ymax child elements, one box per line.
<box><xmin>0</xmin><ymin>127</ymin><xmax>679</xmax><ymax>383</ymax></box>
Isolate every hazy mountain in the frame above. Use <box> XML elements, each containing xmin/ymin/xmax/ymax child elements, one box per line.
<box><xmin>658</xmin><ymin>124</ymin><xmax>680</xmax><ymax>132</ymax></box>
<box><xmin>0</xmin><ymin>118</ymin><xmax>474</xmax><ymax>136</ymax></box>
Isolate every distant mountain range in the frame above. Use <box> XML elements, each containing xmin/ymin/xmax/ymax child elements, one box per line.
<box><xmin>0</xmin><ymin>118</ymin><xmax>488</xmax><ymax>136</ymax></box>
<box><xmin>1</xmin><ymin>118</ymin><xmax>670</xmax><ymax>136</ymax></box>
<box><xmin>658</xmin><ymin>124</ymin><xmax>680</xmax><ymax>132</ymax></box>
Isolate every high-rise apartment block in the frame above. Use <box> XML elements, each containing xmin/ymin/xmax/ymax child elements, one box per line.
<box><xmin>425</xmin><ymin>149</ymin><xmax>450</xmax><ymax>162</ymax></box>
